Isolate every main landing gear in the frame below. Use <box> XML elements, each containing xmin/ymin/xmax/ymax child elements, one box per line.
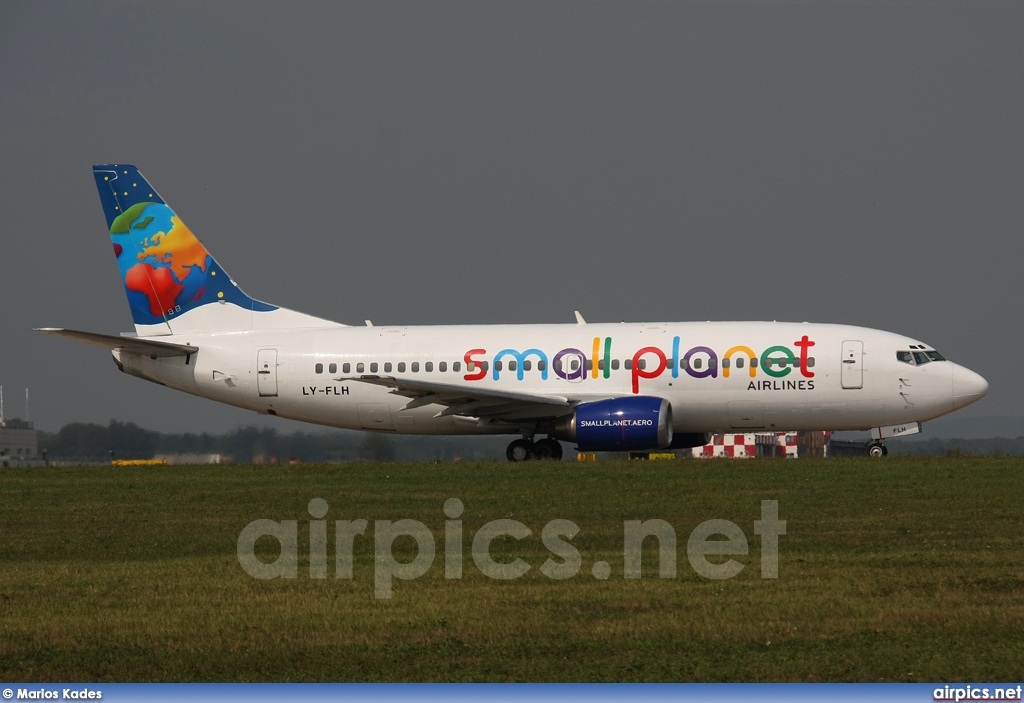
<box><xmin>867</xmin><ymin>441</ymin><xmax>888</xmax><ymax>457</ymax></box>
<box><xmin>506</xmin><ymin>437</ymin><xmax>564</xmax><ymax>462</ymax></box>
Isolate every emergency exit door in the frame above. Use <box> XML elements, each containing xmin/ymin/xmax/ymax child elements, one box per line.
<box><xmin>841</xmin><ymin>340</ymin><xmax>863</xmax><ymax>389</ymax></box>
<box><xmin>257</xmin><ymin>349</ymin><xmax>278</xmax><ymax>397</ymax></box>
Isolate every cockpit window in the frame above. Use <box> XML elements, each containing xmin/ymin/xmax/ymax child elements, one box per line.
<box><xmin>898</xmin><ymin>348</ymin><xmax>947</xmax><ymax>366</ymax></box>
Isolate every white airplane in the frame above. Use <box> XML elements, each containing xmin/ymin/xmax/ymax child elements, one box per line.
<box><xmin>41</xmin><ymin>165</ymin><xmax>989</xmax><ymax>460</ymax></box>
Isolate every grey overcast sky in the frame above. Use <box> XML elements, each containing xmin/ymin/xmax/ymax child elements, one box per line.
<box><xmin>1</xmin><ymin>1</ymin><xmax>1021</xmax><ymax>434</ymax></box>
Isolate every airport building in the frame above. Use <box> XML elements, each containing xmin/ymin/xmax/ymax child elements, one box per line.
<box><xmin>0</xmin><ymin>419</ymin><xmax>39</xmax><ymax>465</ymax></box>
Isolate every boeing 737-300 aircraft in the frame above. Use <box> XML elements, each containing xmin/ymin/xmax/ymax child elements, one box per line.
<box><xmin>40</xmin><ymin>165</ymin><xmax>989</xmax><ymax>460</ymax></box>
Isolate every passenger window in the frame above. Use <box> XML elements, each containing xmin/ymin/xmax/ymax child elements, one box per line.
<box><xmin>666</xmin><ymin>358</ymin><xmax>674</xmax><ymax>370</ymax></box>
<box><xmin>735</xmin><ymin>357</ymin><xmax>744</xmax><ymax>369</ymax></box>
<box><xmin>508</xmin><ymin>360</ymin><xmax>517</xmax><ymax>371</ymax></box>
<box><xmin>481</xmin><ymin>361</ymin><xmax>489</xmax><ymax>371</ymax></box>
<box><xmin>329</xmin><ymin>363</ymin><xmax>337</xmax><ymax>374</ymax></box>
<box><xmin>412</xmin><ymin>362</ymin><xmax>420</xmax><ymax>372</ymax></box>
<box><xmin>425</xmin><ymin>362</ymin><xmax>433</xmax><ymax>372</ymax></box>
<box><xmin>439</xmin><ymin>361</ymin><xmax>447</xmax><ymax>372</ymax></box>
<box><xmin>398</xmin><ymin>362</ymin><xmax>406</xmax><ymax>373</ymax></box>
<box><xmin>495</xmin><ymin>361</ymin><xmax>503</xmax><ymax>371</ymax></box>
<box><xmin>356</xmin><ymin>362</ymin><xmax>365</xmax><ymax>373</ymax></box>
<box><xmin>611</xmin><ymin>359</ymin><xmax>620</xmax><ymax>371</ymax></box>
<box><xmin>538</xmin><ymin>360</ymin><xmax>546</xmax><ymax>371</ymax></box>
<box><xmin>585</xmin><ymin>359</ymin><xmax>593</xmax><ymax>371</ymax></box>
<box><xmin>638</xmin><ymin>359</ymin><xmax>647</xmax><ymax>371</ymax></box>
<box><xmin>370</xmin><ymin>362</ymin><xmax>378</xmax><ymax>373</ymax></box>
<box><xmin>709</xmin><ymin>358</ymin><xmax>717</xmax><ymax>368</ymax></box>
<box><xmin>467</xmin><ymin>362</ymin><xmax>476</xmax><ymax>372</ymax></box>
<box><xmin>722</xmin><ymin>358</ymin><xmax>730</xmax><ymax>368</ymax></box>
<box><xmin>624</xmin><ymin>359</ymin><xmax>632</xmax><ymax>370</ymax></box>
<box><xmin>598</xmin><ymin>359</ymin><xmax>605</xmax><ymax>371</ymax></box>
<box><xmin>384</xmin><ymin>362</ymin><xmax>392</xmax><ymax>373</ymax></box>
<box><xmin>750</xmin><ymin>358</ymin><xmax>758</xmax><ymax>368</ymax></box>
<box><xmin>693</xmin><ymin>358</ymin><xmax>702</xmax><ymax>370</ymax></box>
<box><xmin>807</xmin><ymin>357</ymin><xmax>815</xmax><ymax>368</ymax></box>
<box><xmin>343</xmin><ymin>362</ymin><xmax>351</xmax><ymax>374</ymax></box>
<box><xmin>570</xmin><ymin>359</ymin><xmax>579</xmax><ymax>371</ymax></box>
<box><xmin>554</xmin><ymin>359</ymin><xmax>562</xmax><ymax>372</ymax></box>
<box><xmin>315</xmin><ymin>363</ymin><xmax>323</xmax><ymax>374</ymax></box>
<box><xmin>453</xmin><ymin>361</ymin><xmax>461</xmax><ymax>372</ymax></box>
<box><xmin>523</xmin><ymin>360</ymin><xmax>532</xmax><ymax>371</ymax></box>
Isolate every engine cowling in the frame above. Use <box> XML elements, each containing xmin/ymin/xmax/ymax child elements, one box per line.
<box><xmin>555</xmin><ymin>396</ymin><xmax>673</xmax><ymax>452</ymax></box>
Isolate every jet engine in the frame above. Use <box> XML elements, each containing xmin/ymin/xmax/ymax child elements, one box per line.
<box><xmin>554</xmin><ymin>396</ymin><xmax>673</xmax><ymax>451</ymax></box>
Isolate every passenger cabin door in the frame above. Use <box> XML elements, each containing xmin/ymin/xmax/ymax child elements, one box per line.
<box><xmin>257</xmin><ymin>348</ymin><xmax>279</xmax><ymax>397</ymax></box>
<box><xmin>841</xmin><ymin>340</ymin><xmax>863</xmax><ymax>389</ymax></box>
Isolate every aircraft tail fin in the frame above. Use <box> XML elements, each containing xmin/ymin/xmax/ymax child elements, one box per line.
<box><xmin>93</xmin><ymin>165</ymin><xmax>339</xmax><ymax>336</ymax></box>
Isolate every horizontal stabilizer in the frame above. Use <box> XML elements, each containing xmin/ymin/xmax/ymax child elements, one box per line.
<box><xmin>35</xmin><ymin>328</ymin><xmax>198</xmax><ymax>357</ymax></box>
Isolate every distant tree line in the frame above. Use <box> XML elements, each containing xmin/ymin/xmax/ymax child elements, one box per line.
<box><xmin>887</xmin><ymin>436</ymin><xmax>1024</xmax><ymax>457</ymax></box>
<box><xmin>35</xmin><ymin>420</ymin><xmax>1024</xmax><ymax>462</ymax></box>
<box><xmin>37</xmin><ymin>421</ymin><xmax>508</xmax><ymax>463</ymax></box>
<box><xmin>40</xmin><ymin>420</ymin><xmax>160</xmax><ymax>460</ymax></box>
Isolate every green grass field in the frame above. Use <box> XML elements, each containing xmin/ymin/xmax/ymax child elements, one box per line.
<box><xmin>1</xmin><ymin>456</ymin><xmax>1022</xmax><ymax>682</ymax></box>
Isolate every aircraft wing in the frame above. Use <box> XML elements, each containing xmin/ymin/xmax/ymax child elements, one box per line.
<box><xmin>337</xmin><ymin>375</ymin><xmax>576</xmax><ymax>421</ymax></box>
<box><xmin>35</xmin><ymin>328</ymin><xmax>198</xmax><ymax>357</ymax></box>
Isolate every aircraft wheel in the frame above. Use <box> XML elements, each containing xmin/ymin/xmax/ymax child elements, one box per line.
<box><xmin>533</xmin><ymin>438</ymin><xmax>563</xmax><ymax>461</ymax></box>
<box><xmin>506</xmin><ymin>438</ymin><xmax>535</xmax><ymax>462</ymax></box>
<box><xmin>867</xmin><ymin>442</ymin><xmax>887</xmax><ymax>458</ymax></box>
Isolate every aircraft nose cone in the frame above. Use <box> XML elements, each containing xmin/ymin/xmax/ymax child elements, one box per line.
<box><xmin>952</xmin><ymin>365</ymin><xmax>989</xmax><ymax>409</ymax></box>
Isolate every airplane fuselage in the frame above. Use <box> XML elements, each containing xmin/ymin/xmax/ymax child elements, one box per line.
<box><xmin>113</xmin><ymin>320</ymin><xmax>985</xmax><ymax>437</ymax></box>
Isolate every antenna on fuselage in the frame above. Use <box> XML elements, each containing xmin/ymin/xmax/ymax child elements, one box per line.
<box><xmin>574</xmin><ymin>311</ymin><xmax>586</xmax><ymax>325</ymax></box>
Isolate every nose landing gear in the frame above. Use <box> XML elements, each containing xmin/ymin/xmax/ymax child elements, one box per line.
<box><xmin>867</xmin><ymin>441</ymin><xmax>888</xmax><ymax>457</ymax></box>
<box><xmin>506</xmin><ymin>437</ymin><xmax>563</xmax><ymax>462</ymax></box>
